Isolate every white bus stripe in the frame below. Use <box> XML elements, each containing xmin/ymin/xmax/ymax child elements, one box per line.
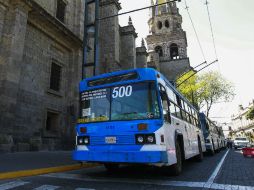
<box><xmin>207</xmin><ymin>149</ymin><xmax>229</xmax><ymax>183</ymax></box>
<box><xmin>33</xmin><ymin>185</ymin><xmax>60</xmax><ymax>190</ymax></box>
<box><xmin>0</xmin><ymin>180</ymin><xmax>29</xmax><ymax>190</ymax></box>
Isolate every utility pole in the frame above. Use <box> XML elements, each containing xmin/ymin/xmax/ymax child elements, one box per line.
<box><xmin>82</xmin><ymin>0</ymin><xmax>100</xmax><ymax>79</ymax></box>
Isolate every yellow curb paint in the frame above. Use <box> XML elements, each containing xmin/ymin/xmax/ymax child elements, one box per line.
<box><xmin>0</xmin><ymin>163</ymin><xmax>97</xmax><ymax>180</ymax></box>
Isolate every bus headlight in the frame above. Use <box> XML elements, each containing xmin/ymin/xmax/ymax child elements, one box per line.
<box><xmin>84</xmin><ymin>137</ymin><xmax>89</xmax><ymax>144</ymax></box>
<box><xmin>137</xmin><ymin>135</ymin><xmax>144</xmax><ymax>144</ymax></box>
<box><xmin>77</xmin><ymin>136</ymin><xmax>90</xmax><ymax>145</ymax></box>
<box><xmin>78</xmin><ymin>138</ymin><xmax>83</xmax><ymax>144</ymax></box>
<box><xmin>147</xmin><ymin>135</ymin><xmax>155</xmax><ymax>143</ymax></box>
<box><xmin>135</xmin><ymin>134</ymin><xmax>156</xmax><ymax>145</ymax></box>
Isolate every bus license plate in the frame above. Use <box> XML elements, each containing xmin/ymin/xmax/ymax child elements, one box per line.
<box><xmin>105</xmin><ymin>137</ymin><xmax>116</xmax><ymax>144</ymax></box>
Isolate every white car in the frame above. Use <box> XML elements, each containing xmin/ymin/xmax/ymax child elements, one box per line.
<box><xmin>233</xmin><ymin>137</ymin><xmax>249</xmax><ymax>149</ymax></box>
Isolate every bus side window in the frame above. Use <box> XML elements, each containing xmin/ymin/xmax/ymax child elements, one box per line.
<box><xmin>159</xmin><ymin>85</ymin><xmax>171</xmax><ymax>123</ymax></box>
<box><xmin>162</xmin><ymin>96</ymin><xmax>171</xmax><ymax>123</ymax></box>
<box><xmin>170</xmin><ymin>102</ymin><xmax>176</xmax><ymax>117</ymax></box>
<box><xmin>175</xmin><ymin>106</ymin><xmax>182</xmax><ymax>119</ymax></box>
<box><xmin>176</xmin><ymin>95</ymin><xmax>182</xmax><ymax>108</ymax></box>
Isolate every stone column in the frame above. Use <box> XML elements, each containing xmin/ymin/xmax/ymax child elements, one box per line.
<box><xmin>119</xmin><ymin>17</ymin><xmax>137</xmax><ymax>70</ymax></box>
<box><xmin>136</xmin><ymin>39</ymin><xmax>148</xmax><ymax>68</ymax></box>
<box><xmin>99</xmin><ymin>0</ymin><xmax>121</xmax><ymax>73</ymax></box>
<box><xmin>0</xmin><ymin>2</ymin><xmax>7</xmax><ymax>82</ymax></box>
<box><xmin>0</xmin><ymin>2</ymin><xmax>6</xmax><ymax>44</ymax></box>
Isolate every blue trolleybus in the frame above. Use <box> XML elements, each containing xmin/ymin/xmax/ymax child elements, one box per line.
<box><xmin>199</xmin><ymin>113</ymin><xmax>221</xmax><ymax>155</ymax></box>
<box><xmin>73</xmin><ymin>68</ymin><xmax>205</xmax><ymax>175</ymax></box>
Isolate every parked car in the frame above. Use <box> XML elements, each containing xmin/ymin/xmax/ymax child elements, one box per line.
<box><xmin>233</xmin><ymin>137</ymin><xmax>249</xmax><ymax>149</ymax></box>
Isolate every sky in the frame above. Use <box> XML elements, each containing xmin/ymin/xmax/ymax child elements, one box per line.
<box><xmin>118</xmin><ymin>0</ymin><xmax>254</xmax><ymax>125</ymax></box>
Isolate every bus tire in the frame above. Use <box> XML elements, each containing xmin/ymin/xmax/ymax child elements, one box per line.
<box><xmin>171</xmin><ymin>141</ymin><xmax>182</xmax><ymax>176</ymax></box>
<box><xmin>195</xmin><ymin>138</ymin><xmax>203</xmax><ymax>162</ymax></box>
<box><xmin>215</xmin><ymin>140</ymin><xmax>220</xmax><ymax>153</ymax></box>
<box><xmin>209</xmin><ymin>140</ymin><xmax>215</xmax><ymax>155</ymax></box>
<box><xmin>104</xmin><ymin>163</ymin><xmax>119</xmax><ymax>173</ymax></box>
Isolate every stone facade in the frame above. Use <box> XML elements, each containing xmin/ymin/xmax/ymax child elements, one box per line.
<box><xmin>0</xmin><ymin>0</ymin><xmax>189</xmax><ymax>152</ymax></box>
<box><xmin>230</xmin><ymin>101</ymin><xmax>254</xmax><ymax>143</ymax></box>
<box><xmin>85</xmin><ymin>0</ymin><xmax>146</xmax><ymax>77</ymax></box>
<box><xmin>146</xmin><ymin>0</ymin><xmax>191</xmax><ymax>81</ymax></box>
<box><xmin>0</xmin><ymin>0</ymin><xmax>147</xmax><ymax>152</ymax></box>
<box><xmin>0</xmin><ymin>0</ymin><xmax>84</xmax><ymax>152</ymax></box>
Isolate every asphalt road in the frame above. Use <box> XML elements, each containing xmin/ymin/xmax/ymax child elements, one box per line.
<box><xmin>0</xmin><ymin>149</ymin><xmax>254</xmax><ymax>190</ymax></box>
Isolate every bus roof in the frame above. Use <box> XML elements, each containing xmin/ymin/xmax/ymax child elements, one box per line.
<box><xmin>80</xmin><ymin>68</ymin><xmax>159</xmax><ymax>91</ymax></box>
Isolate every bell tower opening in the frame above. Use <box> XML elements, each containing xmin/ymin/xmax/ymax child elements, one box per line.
<box><xmin>155</xmin><ymin>46</ymin><xmax>163</xmax><ymax>57</ymax></box>
<box><xmin>170</xmin><ymin>43</ymin><xmax>179</xmax><ymax>60</ymax></box>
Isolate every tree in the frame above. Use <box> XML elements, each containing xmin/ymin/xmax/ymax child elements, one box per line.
<box><xmin>177</xmin><ymin>70</ymin><xmax>201</xmax><ymax>109</ymax></box>
<box><xmin>246</xmin><ymin>106</ymin><xmax>254</xmax><ymax>120</ymax></box>
<box><xmin>177</xmin><ymin>71</ymin><xmax>235</xmax><ymax>117</ymax></box>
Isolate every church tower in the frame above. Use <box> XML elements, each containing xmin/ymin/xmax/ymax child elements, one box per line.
<box><xmin>146</xmin><ymin>0</ymin><xmax>191</xmax><ymax>81</ymax></box>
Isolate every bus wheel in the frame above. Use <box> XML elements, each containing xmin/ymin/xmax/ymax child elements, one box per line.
<box><xmin>171</xmin><ymin>141</ymin><xmax>182</xmax><ymax>175</ymax></box>
<box><xmin>104</xmin><ymin>163</ymin><xmax>119</xmax><ymax>173</ymax></box>
<box><xmin>210</xmin><ymin>140</ymin><xmax>215</xmax><ymax>155</ymax></box>
<box><xmin>215</xmin><ymin>140</ymin><xmax>220</xmax><ymax>153</ymax></box>
<box><xmin>195</xmin><ymin>138</ymin><xmax>203</xmax><ymax>162</ymax></box>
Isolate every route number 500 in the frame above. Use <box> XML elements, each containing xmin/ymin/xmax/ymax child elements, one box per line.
<box><xmin>112</xmin><ymin>86</ymin><xmax>132</xmax><ymax>98</ymax></box>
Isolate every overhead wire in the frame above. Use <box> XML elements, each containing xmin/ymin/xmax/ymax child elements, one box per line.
<box><xmin>205</xmin><ymin>0</ymin><xmax>219</xmax><ymax>62</ymax></box>
<box><xmin>177</xmin><ymin>59</ymin><xmax>218</xmax><ymax>88</ymax></box>
<box><xmin>176</xmin><ymin>0</ymin><xmax>220</xmax><ymax>84</ymax></box>
<box><xmin>175</xmin><ymin>0</ymin><xmax>209</xmax><ymax>84</ymax></box>
<box><xmin>184</xmin><ymin>0</ymin><xmax>206</xmax><ymax>62</ymax></box>
<box><xmin>175</xmin><ymin>61</ymin><xmax>207</xmax><ymax>81</ymax></box>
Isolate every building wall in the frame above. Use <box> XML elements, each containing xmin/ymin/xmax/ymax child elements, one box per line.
<box><xmin>160</xmin><ymin>58</ymin><xmax>190</xmax><ymax>81</ymax></box>
<box><xmin>0</xmin><ymin>0</ymin><xmax>147</xmax><ymax>152</ymax></box>
<box><xmin>34</xmin><ymin>0</ymin><xmax>84</xmax><ymax>38</ymax></box>
<box><xmin>231</xmin><ymin>102</ymin><xmax>254</xmax><ymax>142</ymax></box>
<box><xmin>0</xmin><ymin>0</ymin><xmax>83</xmax><ymax>152</ymax></box>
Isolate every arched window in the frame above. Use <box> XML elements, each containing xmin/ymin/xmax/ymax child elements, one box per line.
<box><xmin>165</xmin><ymin>20</ymin><xmax>169</xmax><ymax>28</ymax></box>
<box><xmin>155</xmin><ymin>46</ymin><xmax>163</xmax><ymax>57</ymax></box>
<box><xmin>170</xmin><ymin>43</ymin><xmax>179</xmax><ymax>59</ymax></box>
<box><xmin>157</xmin><ymin>21</ymin><xmax>162</xmax><ymax>30</ymax></box>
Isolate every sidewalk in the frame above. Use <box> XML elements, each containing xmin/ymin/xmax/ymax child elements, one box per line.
<box><xmin>0</xmin><ymin>151</ymin><xmax>77</xmax><ymax>173</ymax></box>
<box><xmin>0</xmin><ymin>151</ymin><xmax>96</xmax><ymax>180</ymax></box>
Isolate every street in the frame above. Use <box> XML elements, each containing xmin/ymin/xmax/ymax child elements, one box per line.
<box><xmin>0</xmin><ymin>149</ymin><xmax>253</xmax><ymax>190</ymax></box>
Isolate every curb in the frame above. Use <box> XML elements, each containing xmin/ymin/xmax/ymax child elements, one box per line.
<box><xmin>0</xmin><ymin>163</ymin><xmax>97</xmax><ymax>180</ymax></box>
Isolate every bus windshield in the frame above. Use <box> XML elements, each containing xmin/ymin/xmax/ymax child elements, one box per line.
<box><xmin>80</xmin><ymin>82</ymin><xmax>160</xmax><ymax>123</ymax></box>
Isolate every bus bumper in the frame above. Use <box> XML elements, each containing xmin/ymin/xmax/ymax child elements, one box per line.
<box><xmin>72</xmin><ymin>150</ymin><xmax>167</xmax><ymax>163</ymax></box>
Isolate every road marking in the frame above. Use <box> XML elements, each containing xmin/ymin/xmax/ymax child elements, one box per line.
<box><xmin>0</xmin><ymin>180</ymin><xmax>29</xmax><ymax>190</ymax></box>
<box><xmin>207</xmin><ymin>149</ymin><xmax>229</xmax><ymax>183</ymax></box>
<box><xmin>75</xmin><ymin>188</ymin><xmax>95</xmax><ymax>190</ymax></box>
<box><xmin>42</xmin><ymin>172</ymin><xmax>254</xmax><ymax>190</ymax></box>
<box><xmin>0</xmin><ymin>163</ymin><xmax>97</xmax><ymax>180</ymax></box>
<box><xmin>33</xmin><ymin>185</ymin><xmax>60</xmax><ymax>190</ymax></box>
